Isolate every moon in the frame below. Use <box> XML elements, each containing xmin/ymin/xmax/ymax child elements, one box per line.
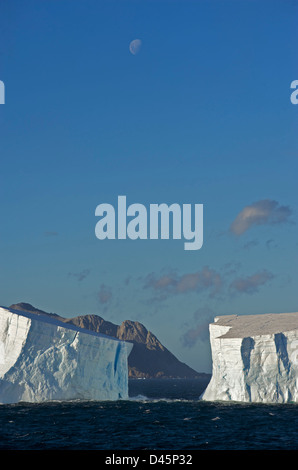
<box><xmin>129</xmin><ymin>39</ymin><xmax>142</xmax><ymax>55</ymax></box>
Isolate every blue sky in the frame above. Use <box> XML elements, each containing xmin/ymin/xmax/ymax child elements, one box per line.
<box><xmin>0</xmin><ymin>0</ymin><xmax>297</xmax><ymax>372</ymax></box>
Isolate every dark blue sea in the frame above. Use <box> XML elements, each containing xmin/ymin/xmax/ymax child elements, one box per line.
<box><xmin>1</xmin><ymin>378</ymin><xmax>298</xmax><ymax>451</ymax></box>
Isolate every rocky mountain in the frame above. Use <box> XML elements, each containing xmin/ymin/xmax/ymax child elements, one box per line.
<box><xmin>9</xmin><ymin>302</ymin><xmax>205</xmax><ymax>379</ymax></box>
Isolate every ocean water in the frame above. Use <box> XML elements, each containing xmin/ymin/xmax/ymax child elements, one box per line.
<box><xmin>0</xmin><ymin>378</ymin><xmax>298</xmax><ymax>451</ymax></box>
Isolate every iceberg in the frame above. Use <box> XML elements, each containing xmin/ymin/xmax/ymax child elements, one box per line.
<box><xmin>0</xmin><ymin>306</ymin><xmax>133</xmax><ymax>403</ymax></box>
<box><xmin>201</xmin><ymin>312</ymin><xmax>298</xmax><ymax>404</ymax></box>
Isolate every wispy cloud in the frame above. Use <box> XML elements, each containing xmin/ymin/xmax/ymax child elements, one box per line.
<box><xmin>44</xmin><ymin>231</ymin><xmax>59</xmax><ymax>237</ymax></box>
<box><xmin>229</xmin><ymin>269</ymin><xmax>274</xmax><ymax>294</ymax></box>
<box><xmin>98</xmin><ymin>283</ymin><xmax>112</xmax><ymax>304</ymax></box>
<box><xmin>144</xmin><ymin>266</ymin><xmax>223</xmax><ymax>299</ymax></box>
<box><xmin>68</xmin><ymin>269</ymin><xmax>90</xmax><ymax>282</ymax></box>
<box><xmin>242</xmin><ymin>239</ymin><xmax>259</xmax><ymax>250</ymax></box>
<box><xmin>266</xmin><ymin>239</ymin><xmax>278</xmax><ymax>250</ymax></box>
<box><xmin>181</xmin><ymin>307</ymin><xmax>215</xmax><ymax>347</ymax></box>
<box><xmin>230</xmin><ymin>199</ymin><xmax>292</xmax><ymax>236</ymax></box>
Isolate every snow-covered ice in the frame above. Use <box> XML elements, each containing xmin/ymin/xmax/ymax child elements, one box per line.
<box><xmin>0</xmin><ymin>306</ymin><xmax>133</xmax><ymax>403</ymax></box>
<box><xmin>201</xmin><ymin>312</ymin><xmax>298</xmax><ymax>404</ymax></box>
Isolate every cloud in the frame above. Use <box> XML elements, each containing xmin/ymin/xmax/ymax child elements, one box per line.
<box><xmin>222</xmin><ymin>261</ymin><xmax>242</xmax><ymax>277</ymax></box>
<box><xmin>98</xmin><ymin>283</ymin><xmax>112</xmax><ymax>304</ymax></box>
<box><xmin>181</xmin><ymin>307</ymin><xmax>215</xmax><ymax>347</ymax></box>
<box><xmin>68</xmin><ymin>269</ymin><xmax>90</xmax><ymax>282</ymax></box>
<box><xmin>144</xmin><ymin>266</ymin><xmax>223</xmax><ymax>299</ymax></box>
<box><xmin>124</xmin><ymin>276</ymin><xmax>131</xmax><ymax>286</ymax></box>
<box><xmin>229</xmin><ymin>269</ymin><xmax>274</xmax><ymax>294</ymax></box>
<box><xmin>266</xmin><ymin>239</ymin><xmax>278</xmax><ymax>250</ymax></box>
<box><xmin>242</xmin><ymin>239</ymin><xmax>259</xmax><ymax>250</ymax></box>
<box><xmin>44</xmin><ymin>231</ymin><xmax>59</xmax><ymax>237</ymax></box>
<box><xmin>230</xmin><ymin>199</ymin><xmax>292</xmax><ymax>236</ymax></box>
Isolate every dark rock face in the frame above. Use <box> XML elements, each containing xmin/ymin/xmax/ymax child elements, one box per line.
<box><xmin>9</xmin><ymin>303</ymin><xmax>205</xmax><ymax>379</ymax></box>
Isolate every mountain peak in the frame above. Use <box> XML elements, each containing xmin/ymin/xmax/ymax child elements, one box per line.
<box><xmin>9</xmin><ymin>302</ymin><xmax>60</xmax><ymax>319</ymax></box>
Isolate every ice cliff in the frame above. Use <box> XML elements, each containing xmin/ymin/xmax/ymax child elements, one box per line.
<box><xmin>201</xmin><ymin>312</ymin><xmax>298</xmax><ymax>404</ymax></box>
<box><xmin>0</xmin><ymin>306</ymin><xmax>133</xmax><ymax>403</ymax></box>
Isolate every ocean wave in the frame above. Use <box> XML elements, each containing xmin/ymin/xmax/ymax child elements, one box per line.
<box><xmin>128</xmin><ymin>395</ymin><xmax>197</xmax><ymax>403</ymax></box>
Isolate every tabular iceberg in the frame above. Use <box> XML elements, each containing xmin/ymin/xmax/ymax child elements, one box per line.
<box><xmin>201</xmin><ymin>312</ymin><xmax>298</xmax><ymax>404</ymax></box>
<box><xmin>0</xmin><ymin>306</ymin><xmax>133</xmax><ymax>403</ymax></box>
